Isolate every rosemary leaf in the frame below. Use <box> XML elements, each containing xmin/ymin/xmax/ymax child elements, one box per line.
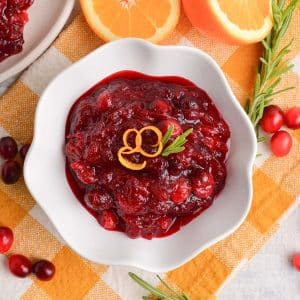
<box><xmin>268</xmin><ymin>86</ymin><xmax>294</xmax><ymax>97</ymax></box>
<box><xmin>129</xmin><ymin>273</ymin><xmax>189</xmax><ymax>300</ymax></box>
<box><xmin>163</xmin><ymin>146</ymin><xmax>185</xmax><ymax>157</ymax></box>
<box><xmin>257</xmin><ymin>136</ymin><xmax>266</xmax><ymax>143</ymax></box>
<box><xmin>162</xmin><ymin>128</ymin><xmax>193</xmax><ymax>157</ymax></box>
<box><xmin>161</xmin><ymin>125</ymin><xmax>174</xmax><ymax>146</ymax></box>
<box><xmin>247</xmin><ymin>0</ymin><xmax>298</xmax><ymax>139</ymax></box>
<box><xmin>156</xmin><ymin>275</ymin><xmax>186</xmax><ymax>300</ymax></box>
<box><xmin>260</xmin><ymin>57</ymin><xmax>268</xmax><ymax>65</ymax></box>
<box><xmin>269</xmin><ymin>64</ymin><xmax>294</xmax><ymax>79</ymax></box>
<box><xmin>278</xmin><ymin>0</ymin><xmax>285</xmax><ymax>9</ymax></box>
<box><xmin>244</xmin><ymin>100</ymin><xmax>250</xmax><ymax>113</ymax></box>
<box><xmin>261</xmin><ymin>39</ymin><xmax>270</xmax><ymax>50</ymax></box>
<box><xmin>128</xmin><ymin>273</ymin><xmax>171</xmax><ymax>299</ymax></box>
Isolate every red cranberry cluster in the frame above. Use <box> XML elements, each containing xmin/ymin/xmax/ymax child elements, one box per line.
<box><xmin>0</xmin><ymin>136</ymin><xmax>30</xmax><ymax>184</ymax></box>
<box><xmin>260</xmin><ymin>106</ymin><xmax>300</xmax><ymax>156</ymax></box>
<box><xmin>0</xmin><ymin>226</ymin><xmax>55</xmax><ymax>280</ymax></box>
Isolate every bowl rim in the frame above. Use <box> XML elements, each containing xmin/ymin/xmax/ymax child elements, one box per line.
<box><xmin>24</xmin><ymin>38</ymin><xmax>257</xmax><ymax>272</ymax></box>
<box><xmin>0</xmin><ymin>0</ymin><xmax>75</xmax><ymax>83</ymax></box>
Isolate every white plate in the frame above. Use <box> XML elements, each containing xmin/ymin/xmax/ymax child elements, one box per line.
<box><xmin>0</xmin><ymin>0</ymin><xmax>75</xmax><ymax>83</ymax></box>
<box><xmin>24</xmin><ymin>38</ymin><xmax>257</xmax><ymax>272</ymax></box>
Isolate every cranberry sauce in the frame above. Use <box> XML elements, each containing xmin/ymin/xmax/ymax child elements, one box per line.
<box><xmin>0</xmin><ymin>0</ymin><xmax>34</xmax><ymax>62</ymax></box>
<box><xmin>65</xmin><ymin>71</ymin><xmax>230</xmax><ymax>239</ymax></box>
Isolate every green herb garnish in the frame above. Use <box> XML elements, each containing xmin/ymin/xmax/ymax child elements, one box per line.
<box><xmin>161</xmin><ymin>125</ymin><xmax>174</xmax><ymax>146</ymax></box>
<box><xmin>129</xmin><ymin>272</ymin><xmax>190</xmax><ymax>300</ymax></box>
<box><xmin>162</xmin><ymin>128</ymin><xmax>193</xmax><ymax>157</ymax></box>
<box><xmin>246</xmin><ymin>0</ymin><xmax>298</xmax><ymax>140</ymax></box>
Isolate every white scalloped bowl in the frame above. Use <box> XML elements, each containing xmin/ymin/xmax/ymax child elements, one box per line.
<box><xmin>24</xmin><ymin>38</ymin><xmax>256</xmax><ymax>272</ymax></box>
<box><xmin>0</xmin><ymin>0</ymin><xmax>75</xmax><ymax>83</ymax></box>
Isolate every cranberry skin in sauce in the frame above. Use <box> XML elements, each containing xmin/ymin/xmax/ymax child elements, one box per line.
<box><xmin>0</xmin><ymin>0</ymin><xmax>34</xmax><ymax>62</ymax></box>
<box><xmin>65</xmin><ymin>71</ymin><xmax>230</xmax><ymax>239</ymax></box>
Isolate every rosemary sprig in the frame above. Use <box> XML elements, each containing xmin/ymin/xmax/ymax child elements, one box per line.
<box><xmin>162</xmin><ymin>128</ymin><xmax>193</xmax><ymax>157</ymax></box>
<box><xmin>129</xmin><ymin>272</ymin><xmax>190</xmax><ymax>300</ymax></box>
<box><xmin>246</xmin><ymin>0</ymin><xmax>298</xmax><ymax>139</ymax></box>
<box><xmin>161</xmin><ymin>125</ymin><xmax>174</xmax><ymax>146</ymax></box>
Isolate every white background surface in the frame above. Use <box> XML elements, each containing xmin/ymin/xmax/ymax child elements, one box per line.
<box><xmin>1</xmin><ymin>1</ymin><xmax>300</xmax><ymax>298</ymax></box>
<box><xmin>219</xmin><ymin>200</ymin><xmax>300</xmax><ymax>300</ymax></box>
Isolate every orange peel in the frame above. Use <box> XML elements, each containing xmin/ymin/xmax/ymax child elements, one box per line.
<box><xmin>118</xmin><ymin>126</ymin><xmax>164</xmax><ymax>170</ymax></box>
<box><xmin>118</xmin><ymin>147</ymin><xmax>147</xmax><ymax>171</ymax></box>
<box><xmin>139</xmin><ymin>126</ymin><xmax>163</xmax><ymax>147</ymax></box>
<box><xmin>122</xmin><ymin>128</ymin><xmax>141</xmax><ymax>149</ymax></box>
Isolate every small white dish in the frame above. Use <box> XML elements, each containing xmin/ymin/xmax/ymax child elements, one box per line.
<box><xmin>0</xmin><ymin>0</ymin><xmax>75</xmax><ymax>83</ymax></box>
<box><xmin>24</xmin><ymin>38</ymin><xmax>256</xmax><ymax>272</ymax></box>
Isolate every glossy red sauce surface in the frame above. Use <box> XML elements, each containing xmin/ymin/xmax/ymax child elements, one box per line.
<box><xmin>0</xmin><ymin>0</ymin><xmax>34</xmax><ymax>62</ymax></box>
<box><xmin>65</xmin><ymin>71</ymin><xmax>230</xmax><ymax>239</ymax></box>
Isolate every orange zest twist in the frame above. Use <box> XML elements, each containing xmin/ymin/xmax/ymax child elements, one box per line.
<box><xmin>118</xmin><ymin>126</ymin><xmax>163</xmax><ymax>170</ymax></box>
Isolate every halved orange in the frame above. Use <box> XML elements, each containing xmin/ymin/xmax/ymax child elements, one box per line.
<box><xmin>80</xmin><ymin>0</ymin><xmax>181</xmax><ymax>43</ymax></box>
<box><xmin>182</xmin><ymin>0</ymin><xmax>273</xmax><ymax>45</ymax></box>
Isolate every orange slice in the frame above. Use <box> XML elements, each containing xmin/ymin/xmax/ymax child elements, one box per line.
<box><xmin>80</xmin><ymin>0</ymin><xmax>181</xmax><ymax>43</ymax></box>
<box><xmin>182</xmin><ymin>0</ymin><xmax>273</xmax><ymax>45</ymax></box>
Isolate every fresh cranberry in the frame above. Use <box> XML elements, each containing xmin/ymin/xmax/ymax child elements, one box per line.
<box><xmin>260</xmin><ymin>105</ymin><xmax>284</xmax><ymax>133</ymax></box>
<box><xmin>285</xmin><ymin>106</ymin><xmax>300</xmax><ymax>129</ymax></box>
<box><xmin>293</xmin><ymin>253</ymin><xmax>300</xmax><ymax>271</ymax></box>
<box><xmin>19</xmin><ymin>144</ymin><xmax>30</xmax><ymax>160</ymax></box>
<box><xmin>32</xmin><ymin>260</ymin><xmax>55</xmax><ymax>281</ymax></box>
<box><xmin>0</xmin><ymin>137</ymin><xmax>18</xmax><ymax>159</ymax></box>
<box><xmin>171</xmin><ymin>178</ymin><xmax>191</xmax><ymax>203</ymax></box>
<box><xmin>0</xmin><ymin>227</ymin><xmax>14</xmax><ymax>253</ymax></box>
<box><xmin>8</xmin><ymin>254</ymin><xmax>32</xmax><ymax>278</ymax></box>
<box><xmin>97</xmin><ymin>210</ymin><xmax>118</xmax><ymax>230</ymax></box>
<box><xmin>1</xmin><ymin>160</ymin><xmax>21</xmax><ymax>184</ymax></box>
<box><xmin>270</xmin><ymin>130</ymin><xmax>292</xmax><ymax>157</ymax></box>
<box><xmin>192</xmin><ymin>172</ymin><xmax>215</xmax><ymax>198</ymax></box>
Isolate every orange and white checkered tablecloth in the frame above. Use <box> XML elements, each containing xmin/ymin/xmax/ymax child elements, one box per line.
<box><xmin>0</xmin><ymin>8</ymin><xmax>300</xmax><ymax>300</ymax></box>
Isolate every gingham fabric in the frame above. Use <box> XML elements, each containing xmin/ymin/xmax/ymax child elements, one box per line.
<box><xmin>0</xmin><ymin>9</ymin><xmax>300</xmax><ymax>300</ymax></box>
